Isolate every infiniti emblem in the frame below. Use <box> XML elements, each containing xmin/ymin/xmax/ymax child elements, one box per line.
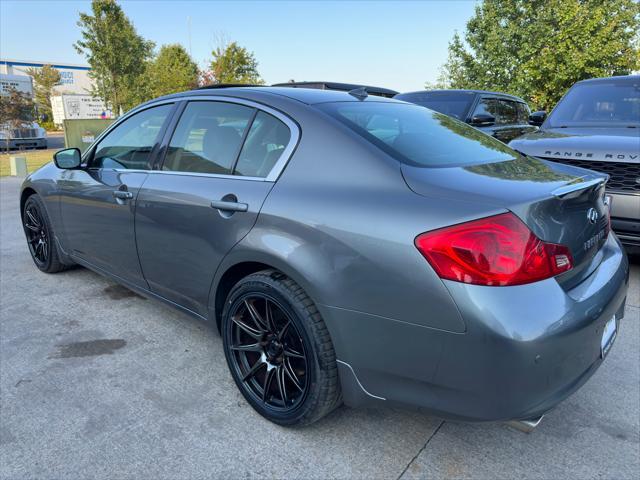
<box><xmin>587</xmin><ymin>208</ymin><xmax>599</xmax><ymax>224</ymax></box>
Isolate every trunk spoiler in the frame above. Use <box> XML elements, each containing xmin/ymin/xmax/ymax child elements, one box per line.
<box><xmin>552</xmin><ymin>176</ymin><xmax>608</xmax><ymax>199</ymax></box>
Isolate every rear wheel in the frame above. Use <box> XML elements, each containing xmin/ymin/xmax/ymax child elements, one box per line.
<box><xmin>222</xmin><ymin>270</ymin><xmax>341</xmax><ymax>426</ymax></box>
<box><xmin>22</xmin><ymin>194</ymin><xmax>71</xmax><ymax>273</ymax></box>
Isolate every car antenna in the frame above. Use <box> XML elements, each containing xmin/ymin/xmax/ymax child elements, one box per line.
<box><xmin>348</xmin><ymin>87</ymin><xmax>368</xmax><ymax>101</ymax></box>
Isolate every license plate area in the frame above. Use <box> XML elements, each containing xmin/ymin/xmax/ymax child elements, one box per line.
<box><xmin>601</xmin><ymin>315</ymin><xmax>617</xmax><ymax>358</ymax></box>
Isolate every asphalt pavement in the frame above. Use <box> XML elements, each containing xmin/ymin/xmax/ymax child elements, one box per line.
<box><xmin>1</xmin><ymin>176</ymin><xmax>638</xmax><ymax>479</ymax></box>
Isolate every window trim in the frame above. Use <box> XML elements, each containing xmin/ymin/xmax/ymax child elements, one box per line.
<box><xmin>97</xmin><ymin>95</ymin><xmax>300</xmax><ymax>182</ymax></box>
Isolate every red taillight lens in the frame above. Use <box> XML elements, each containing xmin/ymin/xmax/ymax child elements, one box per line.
<box><xmin>415</xmin><ymin>213</ymin><xmax>573</xmax><ymax>286</ymax></box>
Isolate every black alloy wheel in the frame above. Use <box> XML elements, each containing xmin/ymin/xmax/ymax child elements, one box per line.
<box><xmin>23</xmin><ymin>199</ymin><xmax>50</xmax><ymax>267</ymax></box>
<box><xmin>228</xmin><ymin>294</ymin><xmax>309</xmax><ymax>410</ymax></box>
<box><xmin>222</xmin><ymin>270</ymin><xmax>341</xmax><ymax>426</ymax></box>
<box><xmin>22</xmin><ymin>194</ymin><xmax>71</xmax><ymax>273</ymax></box>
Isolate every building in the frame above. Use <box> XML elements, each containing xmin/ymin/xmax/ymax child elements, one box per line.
<box><xmin>0</xmin><ymin>58</ymin><xmax>93</xmax><ymax>95</ymax></box>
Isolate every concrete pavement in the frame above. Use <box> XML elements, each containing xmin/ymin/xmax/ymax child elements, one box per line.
<box><xmin>1</xmin><ymin>176</ymin><xmax>638</xmax><ymax>479</ymax></box>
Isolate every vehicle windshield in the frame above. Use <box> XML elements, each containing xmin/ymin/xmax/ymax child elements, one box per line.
<box><xmin>317</xmin><ymin>101</ymin><xmax>517</xmax><ymax>168</ymax></box>
<box><xmin>394</xmin><ymin>91</ymin><xmax>475</xmax><ymax>120</ymax></box>
<box><xmin>547</xmin><ymin>79</ymin><xmax>640</xmax><ymax>128</ymax></box>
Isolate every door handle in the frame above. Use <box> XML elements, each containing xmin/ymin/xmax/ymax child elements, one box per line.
<box><xmin>113</xmin><ymin>190</ymin><xmax>133</xmax><ymax>200</ymax></box>
<box><xmin>211</xmin><ymin>200</ymin><xmax>248</xmax><ymax>212</ymax></box>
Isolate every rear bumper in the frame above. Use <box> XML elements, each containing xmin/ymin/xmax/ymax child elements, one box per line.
<box><xmin>324</xmin><ymin>234</ymin><xmax>629</xmax><ymax>421</ymax></box>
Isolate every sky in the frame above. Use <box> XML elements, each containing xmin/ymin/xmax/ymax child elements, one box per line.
<box><xmin>0</xmin><ymin>0</ymin><xmax>479</xmax><ymax>92</ymax></box>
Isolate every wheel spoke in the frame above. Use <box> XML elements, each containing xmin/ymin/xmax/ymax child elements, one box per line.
<box><xmin>242</xmin><ymin>357</ymin><xmax>266</xmax><ymax>382</ymax></box>
<box><xmin>264</xmin><ymin>300</ymin><xmax>276</xmax><ymax>332</ymax></box>
<box><xmin>24</xmin><ymin>222</ymin><xmax>39</xmax><ymax>232</ymax></box>
<box><xmin>41</xmin><ymin>240</ymin><xmax>48</xmax><ymax>261</ymax></box>
<box><xmin>245</xmin><ymin>299</ymin><xmax>268</xmax><ymax>331</ymax></box>
<box><xmin>262</xmin><ymin>367</ymin><xmax>276</xmax><ymax>402</ymax></box>
<box><xmin>232</xmin><ymin>315</ymin><xmax>263</xmax><ymax>340</ymax></box>
<box><xmin>284</xmin><ymin>347</ymin><xmax>305</xmax><ymax>360</ymax></box>
<box><xmin>283</xmin><ymin>357</ymin><xmax>304</xmax><ymax>392</ymax></box>
<box><xmin>277</xmin><ymin>319</ymin><xmax>291</xmax><ymax>341</ymax></box>
<box><xmin>26</xmin><ymin>210</ymin><xmax>40</xmax><ymax>228</ymax></box>
<box><xmin>230</xmin><ymin>342</ymin><xmax>262</xmax><ymax>352</ymax></box>
<box><xmin>276</xmin><ymin>365</ymin><xmax>288</xmax><ymax>404</ymax></box>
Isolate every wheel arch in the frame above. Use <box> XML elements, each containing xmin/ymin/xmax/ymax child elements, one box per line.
<box><xmin>209</xmin><ymin>252</ymin><xmax>323</xmax><ymax>333</ymax></box>
<box><xmin>20</xmin><ymin>186</ymin><xmax>38</xmax><ymax>215</ymax></box>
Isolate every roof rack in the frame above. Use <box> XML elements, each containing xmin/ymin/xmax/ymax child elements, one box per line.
<box><xmin>197</xmin><ymin>83</ymin><xmax>263</xmax><ymax>90</ymax></box>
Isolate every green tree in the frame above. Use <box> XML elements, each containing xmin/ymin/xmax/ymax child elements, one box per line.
<box><xmin>147</xmin><ymin>44</ymin><xmax>199</xmax><ymax>97</ymax></box>
<box><xmin>210</xmin><ymin>41</ymin><xmax>263</xmax><ymax>85</ymax></box>
<box><xmin>25</xmin><ymin>65</ymin><xmax>60</xmax><ymax>122</ymax></box>
<box><xmin>0</xmin><ymin>88</ymin><xmax>35</xmax><ymax>129</ymax></box>
<box><xmin>441</xmin><ymin>0</ymin><xmax>640</xmax><ymax>110</ymax></box>
<box><xmin>74</xmin><ymin>0</ymin><xmax>154</xmax><ymax>113</ymax></box>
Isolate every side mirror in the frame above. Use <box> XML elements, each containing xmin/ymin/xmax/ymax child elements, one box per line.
<box><xmin>53</xmin><ymin>148</ymin><xmax>82</xmax><ymax>169</ymax></box>
<box><xmin>529</xmin><ymin>111</ymin><xmax>547</xmax><ymax>126</ymax></box>
<box><xmin>470</xmin><ymin>113</ymin><xmax>496</xmax><ymax>126</ymax></box>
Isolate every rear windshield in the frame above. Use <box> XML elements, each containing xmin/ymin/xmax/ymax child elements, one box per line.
<box><xmin>547</xmin><ymin>79</ymin><xmax>640</xmax><ymax>128</ymax></box>
<box><xmin>317</xmin><ymin>102</ymin><xmax>517</xmax><ymax>167</ymax></box>
<box><xmin>394</xmin><ymin>91</ymin><xmax>475</xmax><ymax>120</ymax></box>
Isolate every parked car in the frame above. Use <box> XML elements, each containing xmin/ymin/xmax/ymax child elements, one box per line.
<box><xmin>0</xmin><ymin>121</ymin><xmax>47</xmax><ymax>149</ymax></box>
<box><xmin>510</xmin><ymin>75</ymin><xmax>640</xmax><ymax>252</ymax></box>
<box><xmin>272</xmin><ymin>81</ymin><xmax>398</xmax><ymax>98</ymax></box>
<box><xmin>21</xmin><ymin>86</ymin><xmax>628</xmax><ymax>429</ymax></box>
<box><xmin>395</xmin><ymin>89</ymin><xmax>538</xmax><ymax>143</ymax></box>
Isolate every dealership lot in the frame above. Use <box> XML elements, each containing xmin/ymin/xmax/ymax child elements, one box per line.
<box><xmin>0</xmin><ymin>176</ymin><xmax>638</xmax><ymax>479</ymax></box>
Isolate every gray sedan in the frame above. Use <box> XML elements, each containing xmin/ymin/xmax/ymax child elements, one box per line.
<box><xmin>20</xmin><ymin>86</ymin><xmax>629</xmax><ymax>428</ymax></box>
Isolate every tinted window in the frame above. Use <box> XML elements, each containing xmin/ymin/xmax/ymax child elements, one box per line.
<box><xmin>163</xmin><ymin>101</ymin><xmax>254</xmax><ymax>174</ymax></box>
<box><xmin>92</xmin><ymin>104</ymin><xmax>172</xmax><ymax>170</ymax></box>
<box><xmin>395</xmin><ymin>91</ymin><xmax>475</xmax><ymax>120</ymax></box>
<box><xmin>516</xmin><ymin>102</ymin><xmax>530</xmax><ymax>123</ymax></box>
<box><xmin>473</xmin><ymin>99</ymin><xmax>521</xmax><ymax>124</ymax></box>
<box><xmin>234</xmin><ymin>111</ymin><xmax>291</xmax><ymax>177</ymax></box>
<box><xmin>318</xmin><ymin>102</ymin><xmax>516</xmax><ymax>167</ymax></box>
<box><xmin>547</xmin><ymin>79</ymin><xmax>640</xmax><ymax>127</ymax></box>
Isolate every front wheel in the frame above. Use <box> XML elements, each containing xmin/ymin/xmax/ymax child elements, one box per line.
<box><xmin>222</xmin><ymin>270</ymin><xmax>341</xmax><ymax>426</ymax></box>
<box><xmin>22</xmin><ymin>194</ymin><xmax>71</xmax><ymax>273</ymax></box>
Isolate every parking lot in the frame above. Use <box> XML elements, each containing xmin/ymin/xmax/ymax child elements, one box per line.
<box><xmin>0</xmin><ymin>175</ymin><xmax>638</xmax><ymax>479</ymax></box>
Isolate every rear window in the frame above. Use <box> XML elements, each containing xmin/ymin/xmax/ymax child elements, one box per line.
<box><xmin>317</xmin><ymin>102</ymin><xmax>517</xmax><ymax>167</ymax></box>
<box><xmin>394</xmin><ymin>91</ymin><xmax>475</xmax><ymax>120</ymax></box>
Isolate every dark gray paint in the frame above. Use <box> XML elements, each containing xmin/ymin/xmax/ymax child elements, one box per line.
<box><xmin>20</xmin><ymin>87</ymin><xmax>629</xmax><ymax>422</ymax></box>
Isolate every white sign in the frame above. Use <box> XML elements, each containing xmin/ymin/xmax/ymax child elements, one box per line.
<box><xmin>51</xmin><ymin>95</ymin><xmax>113</xmax><ymax>125</ymax></box>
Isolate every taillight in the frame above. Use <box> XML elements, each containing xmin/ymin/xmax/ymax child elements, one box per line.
<box><xmin>415</xmin><ymin>213</ymin><xmax>573</xmax><ymax>286</ymax></box>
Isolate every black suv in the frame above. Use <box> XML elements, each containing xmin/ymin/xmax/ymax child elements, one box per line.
<box><xmin>395</xmin><ymin>90</ymin><xmax>539</xmax><ymax>143</ymax></box>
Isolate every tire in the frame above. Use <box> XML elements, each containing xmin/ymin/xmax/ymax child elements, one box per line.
<box><xmin>222</xmin><ymin>269</ymin><xmax>341</xmax><ymax>426</ymax></box>
<box><xmin>22</xmin><ymin>194</ymin><xmax>72</xmax><ymax>273</ymax></box>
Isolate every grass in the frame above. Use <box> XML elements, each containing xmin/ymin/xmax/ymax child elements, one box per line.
<box><xmin>0</xmin><ymin>149</ymin><xmax>56</xmax><ymax>177</ymax></box>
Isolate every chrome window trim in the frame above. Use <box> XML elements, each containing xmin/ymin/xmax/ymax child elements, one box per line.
<box><xmin>87</xmin><ymin>95</ymin><xmax>301</xmax><ymax>183</ymax></box>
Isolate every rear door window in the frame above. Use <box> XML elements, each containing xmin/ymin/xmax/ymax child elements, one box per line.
<box><xmin>163</xmin><ymin>101</ymin><xmax>254</xmax><ymax>175</ymax></box>
<box><xmin>473</xmin><ymin>98</ymin><xmax>502</xmax><ymax>123</ymax></box>
<box><xmin>234</xmin><ymin>111</ymin><xmax>291</xmax><ymax>177</ymax></box>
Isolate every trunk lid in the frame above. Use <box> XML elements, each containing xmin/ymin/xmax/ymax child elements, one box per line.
<box><xmin>402</xmin><ymin>155</ymin><xmax>610</xmax><ymax>286</ymax></box>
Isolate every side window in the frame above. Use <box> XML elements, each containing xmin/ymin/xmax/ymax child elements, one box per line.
<box><xmin>473</xmin><ymin>98</ymin><xmax>502</xmax><ymax>123</ymax></box>
<box><xmin>497</xmin><ymin>100</ymin><xmax>518</xmax><ymax>124</ymax></box>
<box><xmin>234</xmin><ymin>111</ymin><xmax>291</xmax><ymax>177</ymax></box>
<box><xmin>516</xmin><ymin>102</ymin><xmax>531</xmax><ymax>123</ymax></box>
<box><xmin>163</xmin><ymin>101</ymin><xmax>254</xmax><ymax>175</ymax></box>
<box><xmin>92</xmin><ymin>104</ymin><xmax>172</xmax><ymax>170</ymax></box>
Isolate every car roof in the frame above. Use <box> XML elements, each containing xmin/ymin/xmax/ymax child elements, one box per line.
<box><xmin>575</xmin><ymin>74</ymin><xmax>640</xmax><ymax>84</ymax></box>
<box><xmin>396</xmin><ymin>89</ymin><xmax>527</xmax><ymax>103</ymax></box>
<box><xmin>271</xmin><ymin>81</ymin><xmax>399</xmax><ymax>97</ymax></box>
<box><xmin>148</xmin><ymin>85</ymin><xmax>400</xmax><ymax>106</ymax></box>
